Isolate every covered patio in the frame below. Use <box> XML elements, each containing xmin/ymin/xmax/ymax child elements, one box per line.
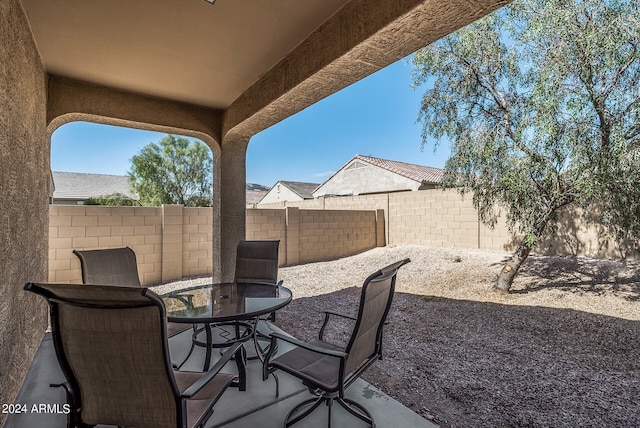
<box><xmin>6</xmin><ymin>323</ymin><xmax>435</xmax><ymax>427</ymax></box>
<box><xmin>1</xmin><ymin>0</ymin><xmax>510</xmax><ymax>424</ymax></box>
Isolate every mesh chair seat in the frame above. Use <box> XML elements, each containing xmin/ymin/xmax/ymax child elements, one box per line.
<box><xmin>265</xmin><ymin>258</ymin><xmax>411</xmax><ymax>428</ymax></box>
<box><xmin>269</xmin><ymin>340</ymin><xmax>343</xmax><ymax>392</ymax></box>
<box><xmin>24</xmin><ymin>282</ymin><xmax>245</xmax><ymax>428</ymax></box>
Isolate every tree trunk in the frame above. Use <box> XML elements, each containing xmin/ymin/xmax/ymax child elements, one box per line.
<box><xmin>494</xmin><ymin>239</ymin><xmax>533</xmax><ymax>293</ymax></box>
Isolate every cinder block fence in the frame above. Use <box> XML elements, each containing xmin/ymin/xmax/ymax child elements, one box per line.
<box><xmin>48</xmin><ymin>205</ymin><xmax>385</xmax><ymax>285</ymax></box>
<box><xmin>49</xmin><ymin>189</ymin><xmax>633</xmax><ymax>286</ymax></box>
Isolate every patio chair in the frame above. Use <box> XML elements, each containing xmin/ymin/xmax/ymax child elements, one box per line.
<box><xmin>24</xmin><ymin>282</ymin><xmax>245</xmax><ymax>428</ymax></box>
<box><xmin>263</xmin><ymin>258</ymin><xmax>411</xmax><ymax>427</ymax></box>
<box><xmin>234</xmin><ymin>240</ymin><xmax>282</xmax><ymax>321</ymax></box>
<box><xmin>73</xmin><ymin>247</ymin><xmax>192</xmax><ymax>339</ymax></box>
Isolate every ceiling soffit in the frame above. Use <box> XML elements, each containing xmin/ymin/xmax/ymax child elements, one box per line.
<box><xmin>20</xmin><ymin>0</ymin><xmax>351</xmax><ymax>109</ymax></box>
<box><xmin>20</xmin><ymin>0</ymin><xmax>511</xmax><ymax>139</ymax></box>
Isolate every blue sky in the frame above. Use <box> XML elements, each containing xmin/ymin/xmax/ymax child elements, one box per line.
<box><xmin>50</xmin><ymin>55</ymin><xmax>450</xmax><ymax>188</ymax></box>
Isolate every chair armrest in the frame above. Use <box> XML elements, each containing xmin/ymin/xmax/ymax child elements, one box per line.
<box><xmin>181</xmin><ymin>341</ymin><xmax>244</xmax><ymax>398</ymax></box>
<box><xmin>322</xmin><ymin>310</ymin><xmax>356</xmax><ymax>321</ymax></box>
<box><xmin>319</xmin><ymin>310</ymin><xmax>356</xmax><ymax>340</ymax></box>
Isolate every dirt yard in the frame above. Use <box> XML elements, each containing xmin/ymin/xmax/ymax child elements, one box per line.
<box><xmin>274</xmin><ymin>245</ymin><xmax>640</xmax><ymax>428</ymax></box>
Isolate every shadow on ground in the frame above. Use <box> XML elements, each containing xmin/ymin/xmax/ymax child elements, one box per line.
<box><xmin>277</xmin><ymin>288</ymin><xmax>640</xmax><ymax>428</ymax></box>
<box><xmin>488</xmin><ymin>254</ymin><xmax>640</xmax><ymax>301</ymax></box>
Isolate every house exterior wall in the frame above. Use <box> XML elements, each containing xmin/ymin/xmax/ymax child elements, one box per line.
<box><xmin>0</xmin><ymin>0</ymin><xmax>49</xmax><ymax>419</ymax></box>
<box><xmin>259</xmin><ymin>183</ymin><xmax>303</xmax><ymax>204</ymax></box>
<box><xmin>313</xmin><ymin>161</ymin><xmax>420</xmax><ymax>197</ymax></box>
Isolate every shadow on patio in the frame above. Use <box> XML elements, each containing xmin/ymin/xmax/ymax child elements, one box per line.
<box><xmin>6</xmin><ymin>321</ymin><xmax>435</xmax><ymax>428</ymax></box>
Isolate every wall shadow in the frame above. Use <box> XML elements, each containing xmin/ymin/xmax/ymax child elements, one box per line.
<box><xmin>276</xmin><ymin>288</ymin><xmax>640</xmax><ymax>428</ymax></box>
<box><xmin>490</xmin><ymin>254</ymin><xmax>640</xmax><ymax>301</ymax></box>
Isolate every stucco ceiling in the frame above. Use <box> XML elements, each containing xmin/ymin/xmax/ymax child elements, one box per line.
<box><xmin>20</xmin><ymin>0</ymin><xmax>351</xmax><ymax>109</ymax></box>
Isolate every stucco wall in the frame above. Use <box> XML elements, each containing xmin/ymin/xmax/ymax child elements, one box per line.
<box><xmin>0</xmin><ymin>0</ymin><xmax>49</xmax><ymax>419</ymax></box>
<box><xmin>313</xmin><ymin>161</ymin><xmax>420</xmax><ymax>197</ymax></box>
<box><xmin>259</xmin><ymin>184</ymin><xmax>302</xmax><ymax>204</ymax></box>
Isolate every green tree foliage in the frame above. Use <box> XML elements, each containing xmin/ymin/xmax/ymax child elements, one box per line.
<box><xmin>128</xmin><ymin>135</ymin><xmax>213</xmax><ymax>207</ymax></box>
<box><xmin>411</xmin><ymin>0</ymin><xmax>640</xmax><ymax>292</ymax></box>
<box><xmin>85</xmin><ymin>193</ymin><xmax>139</xmax><ymax>206</ymax></box>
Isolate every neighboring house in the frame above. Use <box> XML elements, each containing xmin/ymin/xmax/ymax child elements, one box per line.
<box><xmin>246</xmin><ymin>183</ymin><xmax>270</xmax><ymax>205</ymax></box>
<box><xmin>51</xmin><ymin>171</ymin><xmax>138</xmax><ymax>205</ymax></box>
<box><xmin>312</xmin><ymin>154</ymin><xmax>444</xmax><ymax>198</ymax></box>
<box><xmin>259</xmin><ymin>180</ymin><xmax>320</xmax><ymax>204</ymax></box>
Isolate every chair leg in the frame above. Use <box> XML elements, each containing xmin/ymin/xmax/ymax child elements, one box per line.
<box><xmin>284</xmin><ymin>396</ymin><xmax>325</xmax><ymax>427</ymax></box>
<box><xmin>337</xmin><ymin>397</ymin><xmax>374</xmax><ymax>427</ymax></box>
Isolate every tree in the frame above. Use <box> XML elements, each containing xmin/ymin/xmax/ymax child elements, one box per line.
<box><xmin>85</xmin><ymin>193</ymin><xmax>139</xmax><ymax>206</ymax></box>
<box><xmin>411</xmin><ymin>0</ymin><xmax>640</xmax><ymax>292</ymax></box>
<box><xmin>129</xmin><ymin>135</ymin><xmax>213</xmax><ymax>207</ymax></box>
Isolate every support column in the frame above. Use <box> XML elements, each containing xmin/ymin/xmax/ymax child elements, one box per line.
<box><xmin>220</xmin><ymin>135</ymin><xmax>250</xmax><ymax>281</ymax></box>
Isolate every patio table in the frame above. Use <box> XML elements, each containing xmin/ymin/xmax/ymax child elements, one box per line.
<box><xmin>160</xmin><ymin>282</ymin><xmax>292</xmax><ymax>372</ymax></box>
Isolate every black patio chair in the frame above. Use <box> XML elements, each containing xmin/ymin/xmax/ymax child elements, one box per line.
<box><xmin>263</xmin><ymin>258</ymin><xmax>410</xmax><ymax>427</ymax></box>
<box><xmin>234</xmin><ymin>240</ymin><xmax>282</xmax><ymax>321</ymax></box>
<box><xmin>24</xmin><ymin>282</ymin><xmax>245</xmax><ymax>428</ymax></box>
<box><xmin>231</xmin><ymin>240</ymin><xmax>283</xmax><ymax>363</ymax></box>
<box><xmin>73</xmin><ymin>247</ymin><xmax>192</xmax><ymax>339</ymax></box>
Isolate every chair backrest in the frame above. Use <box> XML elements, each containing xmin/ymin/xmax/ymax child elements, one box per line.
<box><xmin>234</xmin><ymin>240</ymin><xmax>280</xmax><ymax>284</ymax></box>
<box><xmin>343</xmin><ymin>258</ymin><xmax>410</xmax><ymax>376</ymax></box>
<box><xmin>73</xmin><ymin>247</ymin><xmax>141</xmax><ymax>287</ymax></box>
<box><xmin>24</xmin><ymin>282</ymin><xmax>181</xmax><ymax>428</ymax></box>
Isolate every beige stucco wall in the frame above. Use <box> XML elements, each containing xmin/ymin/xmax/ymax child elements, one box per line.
<box><xmin>0</xmin><ymin>0</ymin><xmax>49</xmax><ymax>419</ymax></box>
<box><xmin>259</xmin><ymin>183</ymin><xmax>304</xmax><ymax>204</ymax></box>
<box><xmin>313</xmin><ymin>161</ymin><xmax>420</xmax><ymax>197</ymax></box>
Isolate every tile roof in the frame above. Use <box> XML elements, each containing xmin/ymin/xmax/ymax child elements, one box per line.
<box><xmin>51</xmin><ymin>171</ymin><xmax>138</xmax><ymax>200</ymax></box>
<box><xmin>279</xmin><ymin>181</ymin><xmax>320</xmax><ymax>199</ymax></box>
<box><xmin>353</xmin><ymin>155</ymin><xmax>443</xmax><ymax>184</ymax></box>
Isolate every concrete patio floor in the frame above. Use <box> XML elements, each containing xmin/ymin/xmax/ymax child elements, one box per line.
<box><xmin>6</xmin><ymin>323</ymin><xmax>437</xmax><ymax>428</ymax></box>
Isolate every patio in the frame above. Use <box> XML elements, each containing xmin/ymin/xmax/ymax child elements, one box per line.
<box><xmin>6</xmin><ymin>322</ymin><xmax>436</xmax><ymax>428</ymax></box>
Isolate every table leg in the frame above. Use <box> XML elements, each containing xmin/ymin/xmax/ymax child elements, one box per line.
<box><xmin>203</xmin><ymin>323</ymin><xmax>213</xmax><ymax>371</ymax></box>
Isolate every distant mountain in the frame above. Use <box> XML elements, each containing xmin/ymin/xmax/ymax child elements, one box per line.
<box><xmin>246</xmin><ymin>183</ymin><xmax>270</xmax><ymax>204</ymax></box>
<box><xmin>246</xmin><ymin>183</ymin><xmax>270</xmax><ymax>191</ymax></box>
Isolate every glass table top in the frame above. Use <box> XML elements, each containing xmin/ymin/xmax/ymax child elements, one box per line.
<box><xmin>160</xmin><ymin>282</ymin><xmax>292</xmax><ymax>323</ymax></box>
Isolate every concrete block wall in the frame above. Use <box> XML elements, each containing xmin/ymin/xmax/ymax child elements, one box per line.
<box><xmin>182</xmin><ymin>207</ymin><xmax>214</xmax><ymax>278</ymax></box>
<box><xmin>245</xmin><ymin>207</ymin><xmax>381</xmax><ymax>265</ymax></box>
<box><xmin>297</xmin><ymin>208</ymin><xmax>378</xmax><ymax>264</ymax></box>
<box><xmin>48</xmin><ymin>205</ymin><xmax>381</xmax><ymax>284</ymax></box>
<box><xmin>49</xmin><ymin>205</ymin><xmax>164</xmax><ymax>285</ymax></box>
<box><xmin>246</xmin><ymin>209</ymin><xmax>287</xmax><ymax>265</ymax></box>
<box><xmin>388</xmin><ymin>189</ymin><xmax>508</xmax><ymax>250</ymax></box>
<box><xmin>48</xmin><ymin>205</ymin><xmax>216</xmax><ymax>285</ymax></box>
<box><xmin>256</xmin><ymin>188</ymin><xmax>629</xmax><ymax>257</ymax></box>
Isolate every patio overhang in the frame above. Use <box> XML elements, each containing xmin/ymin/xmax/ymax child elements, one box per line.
<box><xmin>23</xmin><ymin>0</ymin><xmax>511</xmax><ymax>138</ymax></box>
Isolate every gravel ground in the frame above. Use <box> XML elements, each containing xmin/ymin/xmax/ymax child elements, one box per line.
<box><xmin>155</xmin><ymin>245</ymin><xmax>640</xmax><ymax>428</ymax></box>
